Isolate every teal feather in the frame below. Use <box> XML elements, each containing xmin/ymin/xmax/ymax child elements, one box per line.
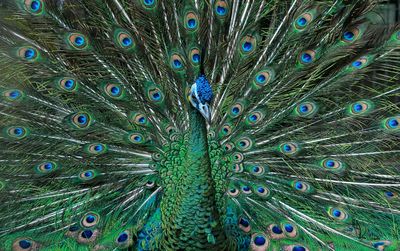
<box><xmin>0</xmin><ymin>1</ymin><xmax>400</xmax><ymax>250</ymax></box>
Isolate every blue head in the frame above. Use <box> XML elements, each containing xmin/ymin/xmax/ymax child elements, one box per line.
<box><xmin>188</xmin><ymin>75</ymin><xmax>213</xmax><ymax>123</ymax></box>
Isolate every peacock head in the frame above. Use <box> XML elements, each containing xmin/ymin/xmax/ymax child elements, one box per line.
<box><xmin>188</xmin><ymin>75</ymin><xmax>213</xmax><ymax>123</ymax></box>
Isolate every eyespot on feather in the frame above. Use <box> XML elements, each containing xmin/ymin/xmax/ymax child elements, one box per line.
<box><xmin>4</xmin><ymin>126</ymin><xmax>30</xmax><ymax>139</ymax></box>
<box><xmin>250</xmin><ymin>233</ymin><xmax>269</xmax><ymax>251</ymax></box>
<box><xmin>23</xmin><ymin>0</ymin><xmax>44</xmax><ymax>15</ymax></box>
<box><xmin>67</xmin><ymin>33</ymin><xmax>89</xmax><ymax>50</ymax></box>
<box><xmin>2</xmin><ymin>89</ymin><xmax>25</xmax><ymax>102</ymax></box>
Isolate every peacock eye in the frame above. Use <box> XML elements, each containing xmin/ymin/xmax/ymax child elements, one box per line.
<box><xmin>229</xmin><ymin>102</ymin><xmax>244</xmax><ymax>118</ymax></box>
<box><xmin>104</xmin><ymin>83</ymin><xmax>124</xmax><ymax>99</ymax></box>
<box><xmin>128</xmin><ymin>132</ymin><xmax>145</xmax><ymax>144</ymax></box>
<box><xmin>141</xmin><ymin>0</ymin><xmax>157</xmax><ymax>9</ymax></box>
<box><xmin>383</xmin><ymin>116</ymin><xmax>400</xmax><ymax>131</ymax></box>
<box><xmin>269</xmin><ymin>224</ymin><xmax>285</xmax><ymax>239</ymax></box>
<box><xmin>279</xmin><ymin>142</ymin><xmax>299</xmax><ymax>156</ymax></box>
<box><xmin>282</xmin><ymin>223</ymin><xmax>298</xmax><ymax>238</ymax></box>
<box><xmin>249</xmin><ymin>165</ymin><xmax>265</xmax><ymax>176</ymax></box>
<box><xmin>184</xmin><ymin>12</ymin><xmax>199</xmax><ymax>31</ymax></box>
<box><xmin>77</xmin><ymin>229</ymin><xmax>99</xmax><ymax>243</ymax></box>
<box><xmin>342</xmin><ymin>27</ymin><xmax>360</xmax><ymax>42</ymax></box>
<box><xmin>232</xmin><ymin>152</ymin><xmax>244</xmax><ymax>163</ymax></box>
<box><xmin>252</xmin><ymin>67</ymin><xmax>275</xmax><ymax>90</ymax></box>
<box><xmin>239</xmin><ymin>35</ymin><xmax>257</xmax><ymax>55</ymax></box>
<box><xmin>6</xmin><ymin>126</ymin><xmax>29</xmax><ymax>139</ymax></box>
<box><xmin>13</xmin><ymin>238</ymin><xmax>39</xmax><ymax>250</ymax></box>
<box><xmin>71</xmin><ymin>112</ymin><xmax>92</xmax><ymax>129</ymax></box>
<box><xmin>351</xmin><ymin>56</ymin><xmax>369</xmax><ymax>69</ymax></box>
<box><xmin>241</xmin><ymin>185</ymin><xmax>252</xmax><ymax>194</ymax></box>
<box><xmin>170</xmin><ymin>53</ymin><xmax>185</xmax><ymax>70</ymax></box>
<box><xmin>294</xmin><ymin>12</ymin><xmax>313</xmax><ymax>30</ymax></box>
<box><xmin>227</xmin><ymin>187</ymin><xmax>239</xmax><ymax>197</ymax></box>
<box><xmin>3</xmin><ymin>89</ymin><xmax>24</xmax><ymax>102</ymax></box>
<box><xmin>18</xmin><ymin>46</ymin><xmax>39</xmax><ymax>61</ymax></box>
<box><xmin>238</xmin><ymin>217</ymin><xmax>251</xmax><ymax>232</ymax></box>
<box><xmin>321</xmin><ymin>158</ymin><xmax>343</xmax><ymax>170</ymax></box>
<box><xmin>220</xmin><ymin>123</ymin><xmax>232</xmax><ymax>137</ymax></box>
<box><xmin>214</xmin><ymin>0</ymin><xmax>229</xmax><ymax>17</ymax></box>
<box><xmin>235</xmin><ymin>137</ymin><xmax>253</xmax><ymax>151</ymax></box>
<box><xmin>292</xmin><ymin>180</ymin><xmax>312</xmax><ymax>193</ymax></box>
<box><xmin>255</xmin><ymin>185</ymin><xmax>270</xmax><ymax>197</ymax></box>
<box><xmin>67</xmin><ymin>33</ymin><xmax>89</xmax><ymax>50</ymax></box>
<box><xmin>79</xmin><ymin>170</ymin><xmax>97</xmax><ymax>182</ymax></box>
<box><xmin>36</xmin><ymin>161</ymin><xmax>59</xmax><ymax>174</ymax></box>
<box><xmin>327</xmin><ymin>207</ymin><xmax>349</xmax><ymax>221</ymax></box>
<box><xmin>189</xmin><ymin>48</ymin><xmax>201</xmax><ymax>65</ymax></box>
<box><xmin>24</xmin><ymin>0</ymin><xmax>44</xmax><ymax>15</ymax></box>
<box><xmin>299</xmin><ymin>49</ymin><xmax>316</xmax><ymax>64</ymax></box>
<box><xmin>295</xmin><ymin>101</ymin><xmax>317</xmax><ymax>118</ymax></box>
<box><xmin>251</xmin><ymin>233</ymin><xmax>270</xmax><ymax>250</ymax></box>
<box><xmin>87</xmin><ymin>143</ymin><xmax>107</xmax><ymax>155</ymax></box>
<box><xmin>59</xmin><ymin>77</ymin><xmax>78</xmax><ymax>92</ymax></box>
<box><xmin>116</xmin><ymin>31</ymin><xmax>135</xmax><ymax>49</ymax></box>
<box><xmin>81</xmin><ymin>212</ymin><xmax>100</xmax><ymax>228</ymax></box>
<box><xmin>148</xmin><ymin>88</ymin><xmax>164</xmax><ymax>103</ymax></box>
<box><xmin>116</xmin><ymin>230</ymin><xmax>132</xmax><ymax>247</ymax></box>
<box><xmin>283</xmin><ymin>245</ymin><xmax>309</xmax><ymax>251</ymax></box>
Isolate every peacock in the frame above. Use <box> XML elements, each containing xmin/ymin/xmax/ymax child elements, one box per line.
<box><xmin>0</xmin><ymin>0</ymin><xmax>400</xmax><ymax>250</ymax></box>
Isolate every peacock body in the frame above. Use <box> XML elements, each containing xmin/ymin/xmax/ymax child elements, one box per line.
<box><xmin>0</xmin><ymin>0</ymin><xmax>400</xmax><ymax>250</ymax></box>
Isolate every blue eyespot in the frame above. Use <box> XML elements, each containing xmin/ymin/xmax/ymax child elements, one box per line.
<box><xmin>297</xmin><ymin>17</ymin><xmax>307</xmax><ymax>27</ymax></box>
<box><xmin>24</xmin><ymin>49</ymin><xmax>36</xmax><ymax>59</ymax></box>
<box><xmin>74</xmin><ymin>36</ymin><xmax>85</xmax><ymax>46</ymax></box>
<box><xmin>385</xmin><ymin>191</ymin><xmax>394</xmax><ymax>198</ymax></box>
<box><xmin>283</xmin><ymin>144</ymin><xmax>292</xmax><ymax>152</ymax></box>
<box><xmin>242</xmin><ymin>186</ymin><xmax>250</xmax><ymax>192</ymax></box>
<box><xmin>19</xmin><ymin>240</ymin><xmax>31</xmax><ymax>249</ymax></box>
<box><xmin>272</xmin><ymin>225</ymin><xmax>283</xmax><ymax>234</ymax></box>
<box><xmin>388</xmin><ymin>119</ymin><xmax>399</xmax><ymax>128</ymax></box>
<box><xmin>239</xmin><ymin>218</ymin><xmax>249</xmax><ymax>227</ymax></box>
<box><xmin>301</xmin><ymin>53</ymin><xmax>312</xmax><ymax>63</ymax></box>
<box><xmin>110</xmin><ymin>86</ymin><xmax>120</xmax><ymax>96</ymax></box>
<box><xmin>249</xmin><ymin>114</ymin><xmax>258</xmax><ymax>121</ymax></box>
<box><xmin>242</xmin><ymin>42</ymin><xmax>252</xmax><ymax>52</ymax></box>
<box><xmin>9</xmin><ymin>91</ymin><xmax>21</xmax><ymax>99</ymax></box>
<box><xmin>256</xmin><ymin>74</ymin><xmax>266</xmax><ymax>83</ymax></box>
<box><xmin>84</xmin><ymin>171</ymin><xmax>93</xmax><ymax>177</ymax></box>
<box><xmin>44</xmin><ymin>163</ymin><xmax>53</xmax><ymax>170</ymax></box>
<box><xmin>118</xmin><ymin>232</ymin><xmax>129</xmax><ymax>242</ymax></box>
<box><xmin>14</xmin><ymin>127</ymin><xmax>24</xmax><ymax>136</ymax></box>
<box><xmin>152</xmin><ymin>92</ymin><xmax>160</xmax><ymax>100</ymax></box>
<box><xmin>352</xmin><ymin>60</ymin><xmax>362</xmax><ymax>68</ymax></box>
<box><xmin>192</xmin><ymin>53</ymin><xmax>200</xmax><ymax>63</ymax></box>
<box><xmin>284</xmin><ymin>224</ymin><xmax>294</xmax><ymax>233</ymax></box>
<box><xmin>64</xmin><ymin>80</ymin><xmax>74</xmax><ymax>89</ymax></box>
<box><xmin>216</xmin><ymin>6</ymin><xmax>226</xmax><ymax>15</ymax></box>
<box><xmin>332</xmin><ymin>209</ymin><xmax>341</xmax><ymax>217</ymax></box>
<box><xmin>173</xmin><ymin>59</ymin><xmax>182</xmax><ymax>68</ymax></box>
<box><xmin>81</xmin><ymin>229</ymin><xmax>93</xmax><ymax>239</ymax></box>
<box><xmin>232</xmin><ymin>107</ymin><xmax>240</xmax><ymax>114</ymax></box>
<box><xmin>353</xmin><ymin>103</ymin><xmax>362</xmax><ymax>112</ymax></box>
<box><xmin>122</xmin><ymin>37</ymin><xmax>132</xmax><ymax>46</ymax></box>
<box><xmin>144</xmin><ymin>0</ymin><xmax>154</xmax><ymax>5</ymax></box>
<box><xmin>253</xmin><ymin>166</ymin><xmax>260</xmax><ymax>172</ymax></box>
<box><xmin>94</xmin><ymin>144</ymin><xmax>103</xmax><ymax>152</ymax></box>
<box><xmin>138</xmin><ymin>117</ymin><xmax>146</xmax><ymax>123</ymax></box>
<box><xmin>30</xmin><ymin>1</ymin><xmax>41</xmax><ymax>11</ymax></box>
<box><xmin>257</xmin><ymin>187</ymin><xmax>265</xmax><ymax>193</ymax></box>
<box><xmin>254</xmin><ymin>236</ymin><xmax>266</xmax><ymax>246</ymax></box>
<box><xmin>86</xmin><ymin>215</ymin><xmax>95</xmax><ymax>223</ymax></box>
<box><xmin>326</xmin><ymin>160</ymin><xmax>335</xmax><ymax>168</ymax></box>
<box><xmin>300</xmin><ymin>105</ymin><xmax>308</xmax><ymax>113</ymax></box>
<box><xmin>77</xmin><ymin>115</ymin><xmax>87</xmax><ymax>125</ymax></box>
<box><xmin>187</xmin><ymin>19</ymin><xmax>196</xmax><ymax>28</ymax></box>
<box><xmin>293</xmin><ymin>246</ymin><xmax>306</xmax><ymax>251</ymax></box>
<box><xmin>343</xmin><ymin>31</ymin><xmax>355</xmax><ymax>41</ymax></box>
<box><xmin>295</xmin><ymin>181</ymin><xmax>303</xmax><ymax>190</ymax></box>
<box><xmin>134</xmin><ymin>135</ymin><xmax>142</xmax><ymax>142</ymax></box>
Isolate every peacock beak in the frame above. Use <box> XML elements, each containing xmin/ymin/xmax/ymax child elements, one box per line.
<box><xmin>198</xmin><ymin>103</ymin><xmax>212</xmax><ymax>124</ymax></box>
<box><xmin>188</xmin><ymin>83</ymin><xmax>212</xmax><ymax>124</ymax></box>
